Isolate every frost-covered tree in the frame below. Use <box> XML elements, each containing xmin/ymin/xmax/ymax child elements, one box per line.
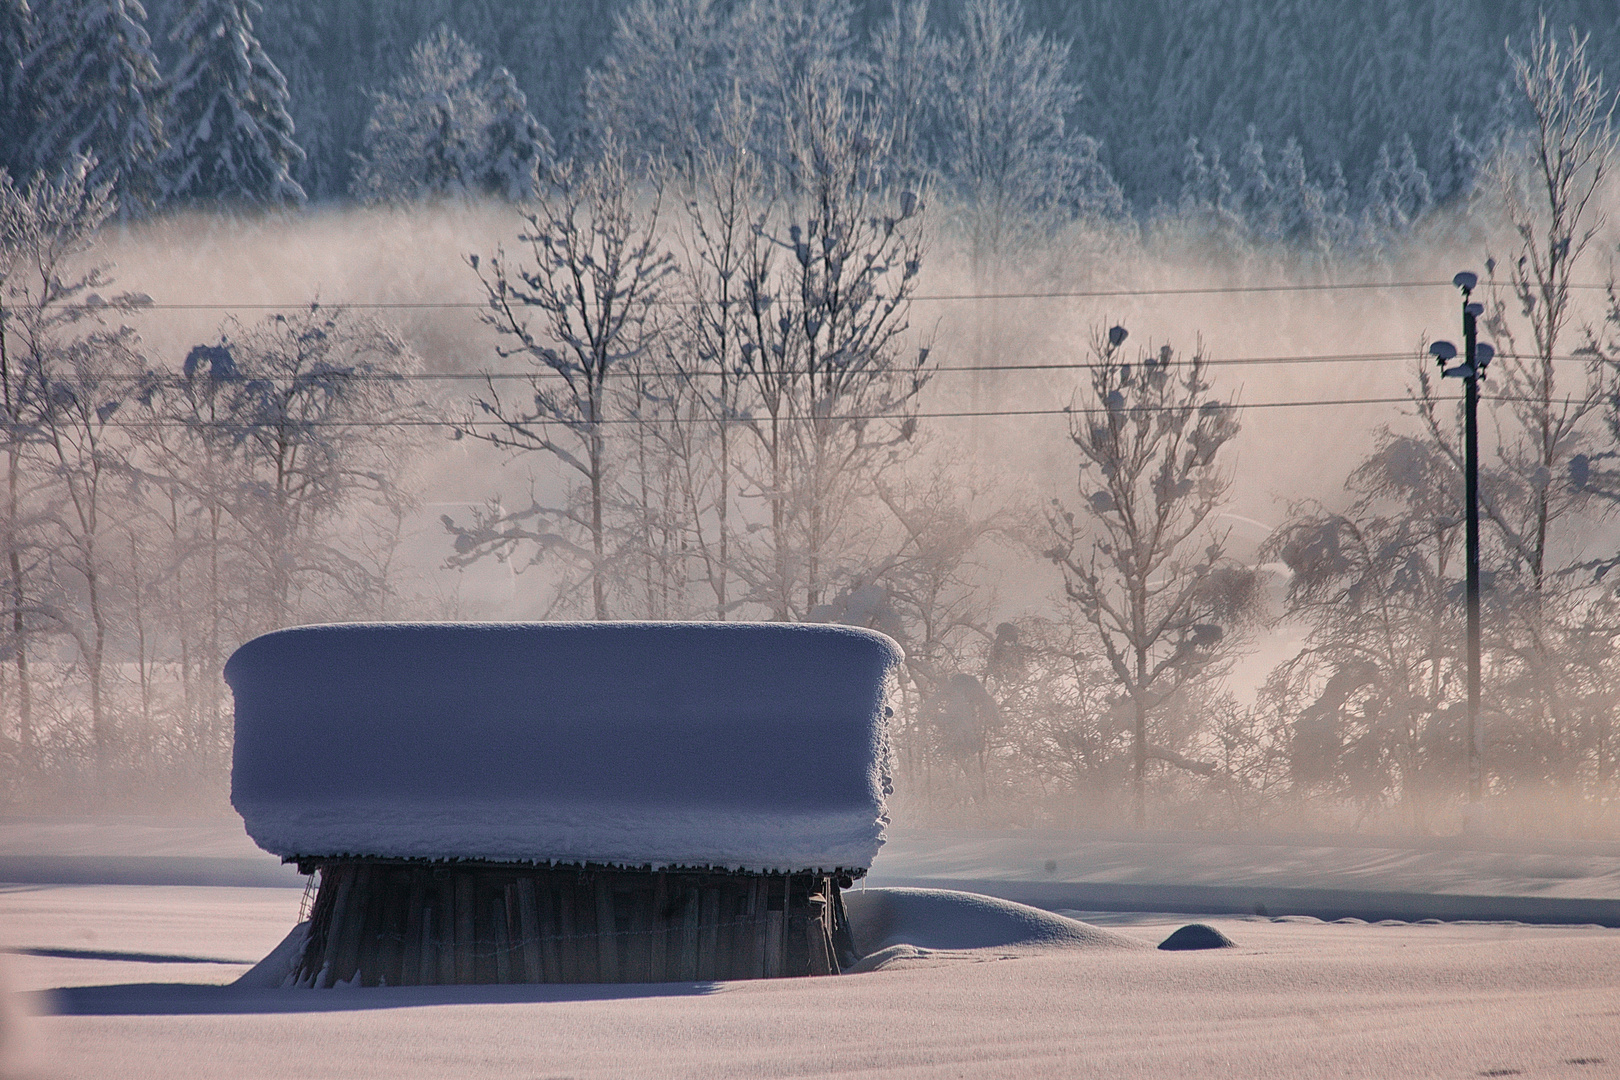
<box><xmin>22</xmin><ymin>0</ymin><xmax>165</xmax><ymax>211</ymax></box>
<box><xmin>0</xmin><ymin>0</ymin><xmax>32</xmax><ymax>176</ymax></box>
<box><xmin>586</xmin><ymin>0</ymin><xmax>860</xmax><ymax>174</ymax></box>
<box><xmin>584</xmin><ymin>0</ymin><xmax>725</xmax><ymax>160</ymax></box>
<box><xmin>1425</xmin><ymin>18</ymin><xmax>1618</xmax><ymax>796</ymax></box>
<box><xmin>1419</xmin><ymin>18</ymin><xmax>1614</xmax><ymax>607</ymax></box>
<box><xmin>941</xmin><ymin>0</ymin><xmax>1119</xmax><ymax>276</ymax></box>
<box><xmin>1362</xmin><ymin>136</ymin><xmax>1432</xmax><ymax>237</ymax></box>
<box><xmin>350</xmin><ymin>25</ymin><xmax>491</xmax><ymax>203</ymax></box>
<box><xmin>479</xmin><ymin>66</ymin><xmax>550</xmax><ymax>201</ymax></box>
<box><xmin>156</xmin><ymin>0</ymin><xmax>306</xmax><ymax>209</ymax></box>
<box><xmin>728</xmin><ymin>0</ymin><xmax>859</xmax><ymax>151</ymax></box>
<box><xmin>1232</xmin><ymin>124</ymin><xmax>1274</xmax><ymax>233</ymax></box>
<box><xmin>867</xmin><ymin>0</ymin><xmax>943</xmax><ymax>187</ymax></box>
<box><xmin>1046</xmin><ymin>325</ymin><xmax>1253</xmax><ymax>827</ymax></box>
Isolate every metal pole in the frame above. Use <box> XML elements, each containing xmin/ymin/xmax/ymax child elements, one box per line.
<box><xmin>1461</xmin><ymin>289</ymin><xmax>1482</xmax><ymax>803</ymax></box>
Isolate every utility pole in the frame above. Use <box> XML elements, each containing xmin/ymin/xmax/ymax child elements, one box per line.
<box><xmin>1430</xmin><ymin>272</ymin><xmax>1495</xmax><ymax>805</ymax></box>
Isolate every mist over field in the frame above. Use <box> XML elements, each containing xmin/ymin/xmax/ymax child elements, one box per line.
<box><xmin>4</xmin><ymin>0</ymin><xmax>1620</xmax><ymax>841</ymax></box>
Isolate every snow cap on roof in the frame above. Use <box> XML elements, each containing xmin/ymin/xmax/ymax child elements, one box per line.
<box><xmin>228</xmin><ymin>621</ymin><xmax>901</xmax><ymax>874</ymax></box>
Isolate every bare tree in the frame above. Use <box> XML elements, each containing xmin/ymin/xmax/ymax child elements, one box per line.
<box><xmin>221</xmin><ymin>306</ymin><xmax>426</xmax><ymax>630</ymax></box>
<box><xmin>0</xmin><ymin>158</ymin><xmax>144</xmax><ymax>788</ymax></box>
<box><xmin>1046</xmin><ymin>325</ymin><xmax>1252</xmax><ymax>826</ymax></box>
<box><xmin>453</xmin><ymin>147</ymin><xmax>673</xmax><ymax>619</ymax></box>
<box><xmin>1466</xmin><ymin>16</ymin><xmax>1617</xmax><ymax>594</ymax></box>
<box><xmin>656</xmin><ymin>99</ymin><xmax>761</xmax><ymax>619</ymax></box>
<box><xmin>732</xmin><ymin>79</ymin><xmax>928</xmax><ymax>619</ymax></box>
<box><xmin>1413</xmin><ymin>18</ymin><xmax>1619</xmax><ymax>799</ymax></box>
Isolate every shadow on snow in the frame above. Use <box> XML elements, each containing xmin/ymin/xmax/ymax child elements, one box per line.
<box><xmin>44</xmin><ymin>979</ymin><xmax>725</xmax><ymax>1016</ymax></box>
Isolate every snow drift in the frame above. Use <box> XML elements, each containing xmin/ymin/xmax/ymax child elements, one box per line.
<box><xmin>227</xmin><ymin>621</ymin><xmax>902</xmax><ymax>873</ymax></box>
<box><xmin>842</xmin><ymin>888</ymin><xmax>1144</xmax><ymax>957</ymax></box>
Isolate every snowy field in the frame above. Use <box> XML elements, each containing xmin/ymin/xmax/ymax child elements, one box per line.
<box><xmin>2</xmin><ymin>882</ymin><xmax>1618</xmax><ymax>1078</ymax></box>
<box><xmin>4</xmin><ymin>821</ymin><xmax>1620</xmax><ymax>1078</ymax></box>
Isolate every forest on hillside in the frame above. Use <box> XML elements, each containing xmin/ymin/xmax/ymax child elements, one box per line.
<box><xmin>6</xmin><ymin>0</ymin><xmax>1620</xmax><ymax>217</ymax></box>
<box><xmin>3</xmin><ymin>0</ymin><xmax>1620</xmax><ymax>838</ymax></box>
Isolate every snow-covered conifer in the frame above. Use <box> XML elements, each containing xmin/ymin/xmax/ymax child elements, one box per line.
<box><xmin>350</xmin><ymin>24</ymin><xmax>491</xmax><ymax>203</ymax></box>
<box><xmin>479</xmin><ymin>66</ymin><xmax>550</xmax><ymax>201</ymax></box>
<box><xmin>941</xmin><ymin>0</ymin><xmax>1116</xmax><ymax>273</ymax></box>
<box><xmin>23</xmin><ymin>0</ymin><xmax>165</xmax><ymax>211</ymax></box>
<box><xmin>0</xmin><ymin>0</ymin><xmax>32</xmax><ymax>175</ymax></box>
<box><xmin>1362</xmin><ymin>143</ymin><xmax>1403</xmax><ymax>235</ymax></box>
<box><xmin>1432</xmin><ymin>114</ymin><xmax>1478</xmax><ymax>205</ymax></box>
<box><xmin>1272</xmin><ymin>138</ymin><xmax>1324</xmax><ymax>248</ymax></box>
<box><xmin>869</xmin><ymin>0</ymin><xmax>942</xmax><ymax>186</ymax></box>
<box><xmin>1393</xmin><ymin>134</ymin><xmax>1432</xmax><ymax>221</ymax></box>
<box><xmin>585</xmin><ymin>0</ymin><xmax>725</xmax><ymax>160</ymax></box>
<box><xmin>157</xmin><ymin>0</ymin><xmax>306</xmax><ymax>209</ymax></box>
<box><xmin>1234</xmin><ymin>124</ymin><xmax>1273</xmax><ymax>236</ymax></box>
<box><xmin>1177</xmin><ymin>134</ymin><xmax>1239</xmax><ymax>236</ymax></box>
<box><xmin>1363</xmin><ymin>135</ymin><xmax>1431</xmax><ymax>237</ymax></box>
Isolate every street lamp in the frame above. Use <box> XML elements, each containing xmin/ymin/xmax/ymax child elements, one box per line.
<box><xmin>1429</xmin><ymin>271</ymin><xmax>1494</xmax><ymax>806</ymax></box>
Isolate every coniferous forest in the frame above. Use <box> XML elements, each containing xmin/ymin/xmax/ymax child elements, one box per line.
<box><xmin>4</xmin><ymin>0</ymin><xmax>1620</xmax><ymax>837</ymax></box>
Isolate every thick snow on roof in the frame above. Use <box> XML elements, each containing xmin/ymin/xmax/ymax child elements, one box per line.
<box><xmin>227</xmin><ymin>621</ymin><xmax>901</xmax><ymax>873</ymax></box>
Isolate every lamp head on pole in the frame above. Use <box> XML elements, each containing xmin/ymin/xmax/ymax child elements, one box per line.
<box><xmin>1453</xmin><ymin>271</ymin><xmax>1478</xmax><ymax>293</ymax></box>
<box><xmin>1430</xmin><ymin>340</ymin><xmax>1458</xmax><ymax>365</ymax></box>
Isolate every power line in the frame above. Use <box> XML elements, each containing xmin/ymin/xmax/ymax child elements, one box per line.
<box><xmin>26</xmin><ymin>349</ymin><xmax>1605</xmax><ymax>387</ymax></box>
<box><xmin>69</xmin><ymin>391</ymin><xmax>1591</xmax><ymax>430</ymax></box>
<box><xmin>22</xmin><ymin>278</ymin><xmax>1617</xmax><ymax>312</ymax></box>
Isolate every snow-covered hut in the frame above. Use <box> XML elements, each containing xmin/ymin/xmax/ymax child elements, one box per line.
<box><xmin>228</xmin><ymin>621</ymin><xmax>901</xmax><ymax>986</ymax></box>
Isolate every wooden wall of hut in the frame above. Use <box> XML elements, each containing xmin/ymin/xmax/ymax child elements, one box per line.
<box><xmin>290</xmin><ymin>861</ymin><xmax>858</xmax><ymax>987</ymax></box>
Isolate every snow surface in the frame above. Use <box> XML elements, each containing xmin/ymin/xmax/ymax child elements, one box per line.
<box><xmin>7</xmin><ymin>883</ymin><xmax>1620</xmax><ymax>1079</ymax></box>
<box><xmin>868</xmin><ymin>828</ymin><xmax>1620</xmax><ymax>898</ymax></box>
<box><xmin>227</xmin><ymin>622</ymin><xmax>902</xmax><ymax>873</ymax></box>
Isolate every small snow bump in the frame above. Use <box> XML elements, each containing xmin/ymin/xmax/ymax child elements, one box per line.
<box><xmin>1158</xmin><ymin>924</ymin><xmax>1235</xmax><ymax>950</ymax></box>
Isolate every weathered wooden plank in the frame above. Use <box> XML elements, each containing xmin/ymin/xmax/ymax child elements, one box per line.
<box><xmin>515</xmin><ymin>877</ymin><xmax>543</xmax><ymax>983</ymax></box>
<box><xmin>400</xmin><ymin>870</ymin><xmax>427</xmax><ymax>986</ymax></box>
<box><xmin>557</xmin><ymin>877</ymin><xmax>579</xmax><ymax>983</ymax></box>
<box><xmin>298</xmin><ymin>866</ymin><xmax>337</xmax><ymax>985</ymax></box>
<box><xmin>493</xmin><ymin>895</ymin><xmax>513</xmax><ymax>983</ymax></box>
<box><xmin>317</xmin><ymin>864</ymin><xmax>353</xmax><ymax>988</ymax></box>
<box><xmin>596</xmin><ymin>875</ymin><xmax>619</xmax><ymax>982</ymax></box>
<box><xmin>418</xmin><ymin>902</ymin><xmax>437</xmax><ymax>987</ymax></box>
<box><xmin>678</xmin><ymin>886</ymin><xmax>700</xmax><ymax>982</ymax></box>
<box><xmin>436</xmin><ymin>883</ymin><xmax>456</xmax><ymax>984</ymax></box>
<box><xmin>746</xmin><ymin>878</ymin><xmax>765</xmax><ymax>980</ymax></box>
<box><xmin>763</xmin><ymin>874</ymin><xmax>784</xmax><ymax>980</ymax></box>
<box><xmin>722</xmin><ymin>884</ymin><xmax>742</xmax><ymax>980</ymax></box>
<box><xmin>454</xmin><ymin>873</ymin><xmax>476</xmax><ymax>984</ymax></box>
<box><xmin>376</xmin><ymin>871</ymin><xmax>410</xmax><ymax>987</ymax></box>
<box><xmin>650</xmin><ymin>871</ymin><xmax>669</xmax><ymax>983</ymax></box>
<box><xmin>354</xmin><ymin>869</ymin><xmax>383</xmax><ymax>986</ymax></box>
<box><xmin>806</xmin><ymin>893</ymin><xmax>830</xmax><ymax>976</ymax></box>
<box><xmin>333</xmin><ymin>864</ymin><xmax>372</xmax><ymax>985</ymax></box>
<box><xmin>536</xmin><ymin>880</ymin><xmax>560</xmax><ymax>983</ymax></box>
<box><xmin>621</xmin><ymin>884</ymin><xmax>648</xmax><ymax>982</ymax></box>
<box><xmin>695</xmin><ymin>886</ymin><xmax>719</xmax><ymax>981</ymax></box>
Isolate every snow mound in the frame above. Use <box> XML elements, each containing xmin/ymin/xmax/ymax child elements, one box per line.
<box><xmin>228</xmin><ymin>622</ymin><xmax>901</xmax><ymax>873</ymax></box>
<box><xmin>1158</xmin><ymin>923</ymin><xmax>1236</xmax><ymax>950</ymax></box>
<box><xmin>233</xmin><ymin>922</ymin><xmax>310</xmax><ymax>988</ymax></box>
<box><xmin>842</xmin><ymin>888</ymin><xmax>1144</xmax><ymax>956</ymax></box>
